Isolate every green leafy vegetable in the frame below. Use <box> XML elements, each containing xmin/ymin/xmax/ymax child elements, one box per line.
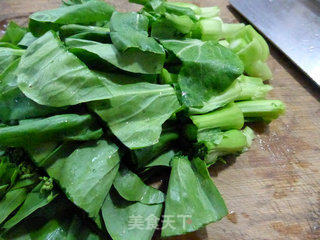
<box><xmin>189</xmin><ymin>74</ymin><xmax>272</xmax><ymax>114</ymax></box>
<box><xmin>18</xmin><ymin>32</ymin><xmax>38</xmax><ymax>48</ymax></box>
<box><xmin>0</xmin><ymin>59</ymin><xmax>63</xmax><ymax>122</ymax></box>
<box><xmin>60</xmin><ymin>24</ymin><xmax>110</xmax><ymax>42</ymax></box>
<box><xmin>113</xmin><ymin>166</ymin><xmax>165</xmax><ymax>204</ymax></box>
<box><xmin>162</xmin><ymin>156</ymin><xmax>227</xmax><ymax>237</ymax></box>
<box><xmin>0</xmin><ymin>22</ymin><xmax>27</xmax><ymax>45</ymax></box>
<box><xmin>0</xmin><ymin>0</ymin><xmax>285</xmax><ymax>239</ymax></box>
<box><xmin>132</xmin><ymin>131</ymin><xmax>179</xmax><ymax>168</ymax></box>
<box><xmin>66</xmin><ymin>38</ymin><xmax>165</xmax><ymax>74</ymax></box>
<box><xmin>3</xmin><ymin>181</ymin><xmax>58</xmax><ymax>230</ymax></box>
<box><xmin>29</xmin><ymin>0</ymin><xmax>115</xmax><ymax>36</ymax></box>
<box><xmin>89</xmin><ymin>83</ymin><xmax>180</xmax><ymax>149</ymax></box>
<box><xmin>161</xmin><ymin>39</ymin><xmax>243</xmax><ymax>107</ymax></box>
<box><xmin>42</xmin><ymin>140</ymin><xmax>120</xmax><ymax>219</ymax></box>
<box><xmin>0</xmin><ymin>47</ymin><xmax>24</xmax><ymax>74</ymax></box>
<box><xmin>17</xmin><ymin>31</ymin><xmax>114</xmax><ymax>107</ymax></box>
<box><xmin>102</xmin><ymin>189</ymin><xmax>162</xmax><ymax>240</ymax></box>
<box><xmin>0</xmin><ymin>188</ymin><xmax>28</xmax><ymax>224</ymax></box>
<box><xmin>226</xmin><ymin>25</ymin><xmax>272</xmax><ymax>80</ymax></box>
<box><xmin>0</xmin><ymin>114</ymin><xmax>102</xmax><ymax>147</ymax></box>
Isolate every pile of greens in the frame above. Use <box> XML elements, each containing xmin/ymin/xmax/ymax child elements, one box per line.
<box><xmin>0</xmin><ymin>0</ymin><xmax>285</xmax><ymax>239</ymax></box>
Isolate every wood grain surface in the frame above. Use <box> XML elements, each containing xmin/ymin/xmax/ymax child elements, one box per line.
<box><xmin>1</xmin><ymin>0</ymin><xmax>319</xmax><ymax>239</ymax></box>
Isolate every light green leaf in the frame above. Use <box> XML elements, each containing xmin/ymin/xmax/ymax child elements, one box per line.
<box><xmin>144</xmin><ymin>150</ymin><xmax>175</xmax><ymax>169</ymax></box>
<box><xmin>113</xmin><ymin>166</ymin><xmax>165</xmax><ymax>204</ymax></box>
<box><xmin>67</xmin><ymin>38</ymin><xmax>165</xmax><ymax>74</ymax></box>
<box><xmin>17</xmin><ymin>31</ymin><xmax>115</xmax><ymax>107</ymax></box>
<box><xmin>0</xmin><ymin>59</ymin><xmax>63</xmax><ymax>122</ymax></box>
<box><xmin>0</xmin><ymin>47</ymin><xmax>24</xmax><ymax>74</ymax></box>
<box><xmin>18</xmin><ymin>32</ymin><xmax>38</xmax><ymax>48</ymax></box>
<box><xmin>88</xmin><ymin>83</ymin><xmax>180</xmax><ymax>149</ymax></box>
<box><xmin>102</xmin><ymin>189</ymin><xmax>162</xmax><ymax>240</ymax></box>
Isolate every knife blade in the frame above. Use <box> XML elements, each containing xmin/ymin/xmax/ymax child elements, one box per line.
<box><xmin>230</xmin><ymin>0</ymin><xmax>320</xmax><ymax>86</ymax></box>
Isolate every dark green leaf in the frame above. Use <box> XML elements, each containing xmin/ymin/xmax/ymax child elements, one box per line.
<box><xmin>3</xmin><ymin>182</ymin><xmax>58</xmax><ymax>230</ymax></box>
<box><xmin>0</xmin><ymin>188</ymin><xmax>28</xmax><ymax>224</ymax></box>
<box><xmin>60</xmin><ymin>24</ymin><xmax>110</xmax><ymax>42</ymax></box>
<box><xmin>0</xmin><ymin>22</ymin><xmax>27</xmax><ymax>45</ymax></box>
<box><xmin>161</xmin><ymin>39</ymin><xmax>243</xmax><ymax>107</ymax></box>
<box><xmin>132</xmin><ymin>131</ymin><xmax>178</xmax><ymax>168</ymax></box>
<box><xmin>109</xmin><ymin>12</ymin><xmax>165</xmax><ymax>59</ymax></box>
<box><xmin>3</xmin><ymin>197</ymin><xmax>101</xmax><ymax>240</ymax></box>
<box><xmin>161</xmin><ymin>156</ymin><xmax>227</xmax><ymax>237</ymax></box>
<box><xmin>29</xmin><ymin>0</ymin><xmax>115</xmax><ymax>36</ymax></box>
<box><xmin>0</xmin><ymin>114</ymin><xmax>103</xmax><ymax>148</ymax></box>
<box><xmin>43</xmin><ymin>140</ymin><xmax>120</xmax><ymax>218</ymax></box>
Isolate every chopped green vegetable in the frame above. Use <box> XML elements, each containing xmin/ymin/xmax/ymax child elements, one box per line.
<box><xmin>0</xmin><ymin>0</ymin><xmax>285</xmax><ymax>238</ymax></box>
<box><xmin>102</xmin><ymin>189</ymin><xmax>162</xmax><ymax>240</ymax></box>
<box><xmin>162</xmin><ymin>156</ymin><xmax>227</xmax><ymax>237</ymax></box>
<box><xmin>113</xmin><ymin>166</ymin><xmax>165</xmax><ymax>204</ymax></box>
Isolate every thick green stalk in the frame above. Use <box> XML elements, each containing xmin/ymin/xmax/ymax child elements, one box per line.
<box><xmin>190</xmin><ymin>103</ymin><xmax>244</xmax><ymax>131</ymax></box>
<box><xmin>236</xmin><ymin>100</ymin><xmax>285</xmax><ymax>122</ymax></box>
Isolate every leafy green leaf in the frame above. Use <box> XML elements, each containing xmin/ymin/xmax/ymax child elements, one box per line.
<box><xmin>110</xmin><ymin>12</ymin><xmax>165</xmax><ymax>58</ymax></box>
<box><xmin>17</xmin><ymin>31</ymin><xmax>117</xmax><ymax>107</ymax></box>
<box><xmin>101</xmin><ymin>189</ymin><xmax>162</xmax><ymax>240</ymax></box>
<box><xmin>88</xmin><ymin>83</ymin><xmax>180</xmax><ymax>149</ymax></box>
<box><xmin>43</xmin><ymin>140</ymin><xmax>120</xmax><ymax>219</ymax></box>
<box><xmin>110</xmin><ymin>12</ymin><xmax>148</xmax><ymax>35</ymax></box>
<box><xmin>0</xmin><ymin>114</ymin><xmax>103</xmax><ymax>148</ymax></box>
<box><xmin>3</xmin><ymin>182</ymin><xmax>58</xmax><ymax>230</ymax></box>
<box><xmin>0</xmin><ymin>188</ymin><xmax>28</xmax><ymax>224</ymax></box>
<box><xmin>113</xmin><ymin>166</ymin><xmax>165</xmax><ymax>204</ymax></box>
<box><xmin>29</xmin><ymin>0</ymin><xmax>115</xmax><ymax>36</ymax></box>
<box><xmin>0</xmin><ymin>59</ymin><xmax>64</xmax><ymax>122</ymax></box>
<box><xmin>161</xmin><ymin>39</ymin><xmax>243</xmax><ymax>107</ymax></box>
<box><xmin>161</xmin><ymin>156</ymin><xmax>227</xmax><ymax>237</ymax></box>
<box><xmin>66</xmin><ymin>38</ymin><xmax>165</xmax><ymax>74</ymax></box>
<box><xmin>132</xmin><ymin>131</ymin><xmax>178</xmax><ymax>168</ymax></box>
<box><xmin>17</xmin><ymin>32</ymin><xmax>38</xmax><ymax>48</ymax></box>
<box><xmin>3</xmin><ymin>197</ymin><xmax>101</xmax><ymax>240</ymax></box>
<box><xmin>144</xmin><ymin>150</ymin><xmax>175</xmax><ymax>169</ymax></box>
<box><xmin>0</xmin><ymin>22</ymin><xmax>27</xmax><ymax>45</ymax></box>
<box><xmin>0</xmin><ymin>47</ymin><xmax>24</xmax><ymax>74</ymax></box>
<box><xmin>60</xmin><ymin>24</ymin><xmax>110</xmax><ymax>42</ymax></box>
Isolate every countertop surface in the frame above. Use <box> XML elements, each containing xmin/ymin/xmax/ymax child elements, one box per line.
<box><xmin>0</xmin><ymin>0</ymin><xmax>319</xmax><ymax>239</ymax></box>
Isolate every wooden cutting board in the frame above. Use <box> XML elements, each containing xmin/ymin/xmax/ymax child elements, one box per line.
<box><xmin>1</xmin><ymin>0</ymin><xmax>319</xmax><ymax>239</ymax></box>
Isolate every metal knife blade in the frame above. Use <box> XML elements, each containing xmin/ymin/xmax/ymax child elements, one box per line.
<box><xmin>230</xmin><ymin>0</ymin><xmax>320</xmax><ymax>86</ymax></box>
